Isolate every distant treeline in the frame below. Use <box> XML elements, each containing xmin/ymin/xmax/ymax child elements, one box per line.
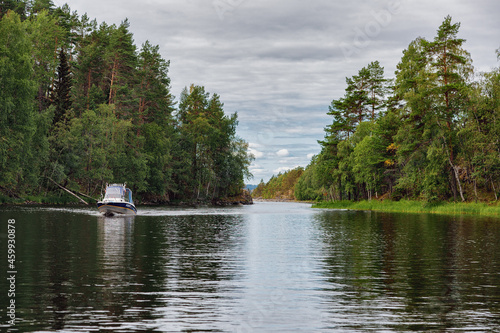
<box><xmin>252</xmin><ymin>168</ymin><xmax>304</xmax><ymax>200</ymax></box>
<box><xmin>296</xmin><ymin>16</ymin><xmax>500</xmax><ymax>203</ymax></box>
<box><xmin>0</xmin><ymin>2</ymin><xmax>252</xmax><ymax>203</ymax></box>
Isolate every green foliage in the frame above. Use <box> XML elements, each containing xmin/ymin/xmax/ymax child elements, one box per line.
<box><xmin>393</xmin><ymin>15</ymin><xmax>473</xmax><ymax>202</ymax></box>
<box><xmin>1</xmin><ymin>1</ymin><xmax>28</xmax><ymax>19</ymax></box>
<box><xmin>27</xmin><ymin>9</ymin><xmax>64</xmax><ymax>111</ymax></box>
<box><xmin>0</xmin><ymin>6</ymin><xmax>252</xmax><ymax>203</ymax></box>
<box><xmin>0</xmin><ymin>11</ymin><xmax>37</xmax><ymax>189</ymax></box>
<box><xmin>253</xmin><ymin>167</ymin><xmax>304</xmax><ymax>200</ymax></box>
<box><xmin>325</xmin><ymin>61</ymin><xmax>388</xmax><ymax>142</ymax></box>
<box><xmin>176</xmin><ymin>85</ymin><xmax>252</xmax><ymax>200</ymax></box>
<box><xmin>295</xmin><ymin>156</ymin><xmax>332</xmax><ymax>201</ymax></box>
<box><xmin>298</xmin><ymin>16</ymin><xmax>499</xmax><ymax>204</ymax></box>
<box><xmin>52</xmin><ymin>49</ymin><xmax>72</xmax><ymax>125</ymax></box>
<box><xmin>142</xmin><ymin>122</ymin><xmax>172</xmax><ymax>197</ymax></box>
<box><xmin>22</xmin><ymin>106</ymin><xmax>54</xmax><ymax>192</ymax></box>
<box><xmin>136</xmin><ymin>41</ymin><xmax>174</xmax><ymax>126</ymax></box>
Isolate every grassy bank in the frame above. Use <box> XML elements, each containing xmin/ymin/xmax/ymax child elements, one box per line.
<box><xmin>313</xmin><ymin>200</ymin><xmax>500</xmax><ymax>217</ymax></box>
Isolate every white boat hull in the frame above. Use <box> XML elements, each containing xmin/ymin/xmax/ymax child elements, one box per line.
<box><xmin>97</xmin><ymin>202</ymin><xmax>137</xmax><ymax>216</ymax></box>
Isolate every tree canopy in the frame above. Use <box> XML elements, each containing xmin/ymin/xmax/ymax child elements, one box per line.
<box><xmin>0</xmin><ymin>6</ymin><xmax>253</xmax><ymax>203</ymax></box>
<box><xmin>296</xmin><ymin>16</ymin><xmax>500</xmax><ymax>203</ymax></box>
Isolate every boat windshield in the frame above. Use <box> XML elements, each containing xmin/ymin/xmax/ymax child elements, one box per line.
<box><xmin>104</xmin><ymin>187</ymin><xmax>124</xmax><ymax>199</ymax></box>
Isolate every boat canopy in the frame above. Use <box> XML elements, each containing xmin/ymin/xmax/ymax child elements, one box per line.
<box><xmin>104</xmin><ymin>186</ymin><xmax>125</xmax><ymax>200</ymax></box>
<box><xmin>103</xmin><ymin>184</ymin><xmax>133</xmax><ymax>203</ymax></box>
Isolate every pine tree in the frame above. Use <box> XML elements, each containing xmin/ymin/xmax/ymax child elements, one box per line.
<box><xmin>105</xmin><ymin>19</ymin><xmax>137</xmax><ymax>116</ymax></box>
<box><xmin>365</xmin><ymin>61</ymin><xmax>388</xmax><ymax>119</ymax></box>
<box><xmin>344</xmin><ymin>70</ymin><xmax>370</xmax><ymax>125</ymax></box>
<box><xmin>426</xmin><ymin>15</ymin><xmax>472</xmax><ymax>125</ymax></box>
<box><xmin>136</xmin><ymin>41</ymin><xmax>174</xmax><ymax>127</ymax></box>
<box><xmin>326</xmin><ymin>62</ymin><xmax>388</xmax><ymax>141</ymax></box>
<box><xmin>71</xmin><ymin>19</ymin><xmax>109</xmax><ymax>114</ymax></box>
<box><xmin>425</xmin><ymin>15</ymin><xmax>473</xmax><ymax>201</ymax></box>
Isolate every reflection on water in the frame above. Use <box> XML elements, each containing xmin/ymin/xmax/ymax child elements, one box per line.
<box><xmin>315</xmin><ymin>211</ymin><xmax>500</xmax><ymax>331</ymax></box>
<box><xmin>0</xmin><ymin>203</ymin><xmax>500</xmax><ymax>332</ymax></box>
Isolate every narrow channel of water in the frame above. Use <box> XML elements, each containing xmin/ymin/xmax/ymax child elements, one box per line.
<box><xmin>1</xmin><ymin>202</ymin><xmax>500</xmax><ymax>332</ymax></box>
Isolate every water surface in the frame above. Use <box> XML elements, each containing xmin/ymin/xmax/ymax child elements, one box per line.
<box><xmin>1</xmin><ymin>202</ymin><xmax>500</xmax><ymax>332</ymax></box>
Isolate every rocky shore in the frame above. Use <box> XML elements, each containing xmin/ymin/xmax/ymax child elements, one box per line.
<box><xmin>211</xmin><ymin>190</ymin><xmax>253</xmax><ymax>206</ymax></box>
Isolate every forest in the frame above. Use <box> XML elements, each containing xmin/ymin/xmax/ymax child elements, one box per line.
<box><xmin>296</xmin><ymin>16</ymin><xmax>500</xmax><ymax>203</ymax></box>
<box><xmin>0</xmin><ymin>1</ymin><xmax>253</xmax><ymax>203</ymax></box>
<box><xmin>252</xmin><ymin>167</ymin><xmax>304</xmax><ymax>200</ymax></box>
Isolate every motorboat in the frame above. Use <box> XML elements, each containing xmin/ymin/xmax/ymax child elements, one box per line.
<box><xmin>97</xmin><ymin>183</ymin><xmax>137</xmax><ymax>216</ymax></box>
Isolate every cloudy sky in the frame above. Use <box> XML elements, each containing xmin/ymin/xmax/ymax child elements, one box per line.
<box><xmin>53</xmin><ymin>0</ymin><xmax>499</xmax><ymax>183</ymax></box>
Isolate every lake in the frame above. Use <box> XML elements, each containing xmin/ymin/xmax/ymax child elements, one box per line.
<box><xmin>1</xmin><ymin>202</ymin><xmax>500</xmax><ymax>332</ymax></box>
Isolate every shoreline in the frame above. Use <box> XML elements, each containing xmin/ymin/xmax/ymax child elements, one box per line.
<box><xmin>252</xmin><ymin>198</ymin><xmax>316</xmax><ymax>204</ymax></box>
<box><xmin>0</xmin><ymin>196</ymin><xmax>254</xmax><ymax>207</ymax></box>
<box><xmin>313</xmin><ymin>200</ymin><xmax>500</xmax><ymax>217</ymax></box>
<box><xmin>252</xmin><ymin>198</ymin><xmax>295</xmax><ymax>202</ymax></box>
<box><xmin>1</xmin><ymin>189</ymin><xmax>253</xmax><ymax>207</ymax></box>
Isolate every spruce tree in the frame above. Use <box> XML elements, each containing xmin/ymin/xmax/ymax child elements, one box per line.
<box><xmin>52</xmin><ymin>48</ymin><xmax>72</xmax><ymax>125</ymax></box>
